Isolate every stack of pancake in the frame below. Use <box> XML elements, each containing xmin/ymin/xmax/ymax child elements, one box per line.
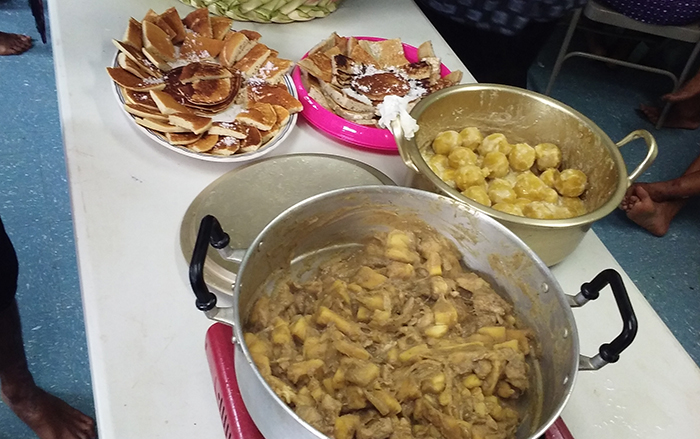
<box><xmin>298</xmin><ymin>33</ymin><xmax>462</xmax><ymax>127</ymax></box>
<box><xmin>106</xmin><ymin>7</ymin><xmax>302</xmax><ymax>156</ymax></box>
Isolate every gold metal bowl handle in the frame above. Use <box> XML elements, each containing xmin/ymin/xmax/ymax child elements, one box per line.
<box><xmin>616</xmin><ymin>129</ymin><xmax>658</xmax><ymax>185</ymax></box>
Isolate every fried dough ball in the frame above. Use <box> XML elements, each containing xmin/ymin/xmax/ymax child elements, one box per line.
<box><xmin>455</xmin><ymin>165</ymin><xmax>486</xmax><ymax>191</ymax></box>
<box><xmin>488</xmin><ymin>179</ymin><xmax>517</xmax><ymax>204</ymax></box>
<box><xmin>503</xmin><ymin>171</ymin><xmax>521</xmax><ymax>187</ymax></box>
<box><xmin>514</xmin><ymin>172</ymin><xmax>547</xmax><ymax>200</ymax></box>
<box><xmin>428</xmin><ymin>154</ymin><xmax>449</xmax><ymax>173</ymax></box>
<box><xmin>560</xmin><ymin>197</ymin><xmax>587</xmax><ymax>216</ymax></box>
<box><xmin>508</xmin><ymin>143</ymin><xmax>536</xmax><ymax>172</ymax></box>
<box><xmin>539</xmin><ymin>168</ymin><xmax>560</xmax><ymax>188</ymax></box>
<box><xmin>523</xmin><ymin>201</ymin><xmax>573</xmax><ymax>219</ymax></box>
<box><xmin>479</xmin><ymin>133</ymin><xmax>512</xmax><ymax>156</ymax></box>
<box><xmin>492</xmin><ymin>202</ymin><xmax>524</xmax><ymax>216</ymax></box>
<box><xmin>540</xmin><ymin>187</ymin><xmax>560</xmax><ymax>204</ymax></box>
<box><xmin>432</xmin><ymin>130</ymin><xmax>461</xmax><ymax>155</ymax></box>
<box><xmin>462</xmin><ymin>185</ymin><xmax>491</xmax><ymax>206</ymax></box>
<box><xmin>514</xmin><ymin>198</ymin><xmax>532</xmax><ymax>210</ymax></box>
<box><xmin>459</xmin><ymin>127</ymin><xmax>482</xmax><ymax>150</ymax></box>
<box><xmin>482</xmin><ymin>151</ymin><xmax>510</xmax><ymax>178</ymax></box>
<box><xmin>534</xmin><ymin>143</ymin><xmax>562</xmax><ymax>171</ymax></box>
<box><xmin>523</xmin><ymin>201</ymin><xmax>558</xmax><ymax>219</ymax></box>
<box><xmin>555</xmin><ymin>169</ymin><xmax>588</xmax><ymax>197</ymax></box>
<box><xmin>448</xmin><ymin>147</ymin><xmax>478</xmax><ymax>168</ymax></box>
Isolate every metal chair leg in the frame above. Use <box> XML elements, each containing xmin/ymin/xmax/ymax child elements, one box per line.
<box><xmin>656</xmin><ymin>39</ymin><xmax>700</xmax><ymax>129</ymax></box>
<box><xmin>545</xmin><ymin>9</ymin><xmax>583</xmax><ymax>95</ymax></box>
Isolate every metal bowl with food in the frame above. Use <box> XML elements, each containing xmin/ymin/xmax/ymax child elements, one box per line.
<box><xmin>188</xmin><ymin>186</ymin><xmax>636</xmax><ymax>439</ymax></box>
<box><xmin>392</xmin><ymin>84</ymin><xmax>658</xmax><ymax>266</ymax></box>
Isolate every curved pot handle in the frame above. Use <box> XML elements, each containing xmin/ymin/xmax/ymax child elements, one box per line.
<box><xmin>189</xmin><ymin>215</ymin><xmax>236</xmax><ymax>327</ymax></box>
<box><xmin>616</xmin><ymin>129</ymin><xmax>658</xmax><ymax>184</ymax></box>
<box><xmin>567</xmin><ymin>269</ymin><xmax>638</xmax><ymax>371</ymax></box>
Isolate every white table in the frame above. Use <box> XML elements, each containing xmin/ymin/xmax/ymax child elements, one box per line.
<box><xmin>46</xmin><ymin>0</ymin><xmax>700</xmax><ymax>437</ymax></box>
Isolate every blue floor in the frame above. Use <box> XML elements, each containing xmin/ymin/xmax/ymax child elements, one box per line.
<box><xmin>0</xmin><ymin>1</ymin><xmax>94</xmax><ymax>438</ymax></box>
<box><xmin>0</xmin><ymin>3</ymin><xmax>698</xmax><ymax>438</ymax></box>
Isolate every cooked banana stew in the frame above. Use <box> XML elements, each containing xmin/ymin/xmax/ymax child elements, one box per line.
<box><xmin>244</xmin><ymin>227</ymin><xmax>537</xmax><ymax>439</ymax></box>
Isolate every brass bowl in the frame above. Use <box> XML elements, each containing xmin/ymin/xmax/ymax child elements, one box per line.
<box><xmin>395</xmin><ymin>84</ymin><xmax>658</xmax><ymax>266</ymax></box>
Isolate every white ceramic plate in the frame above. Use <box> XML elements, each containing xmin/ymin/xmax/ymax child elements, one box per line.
<box><xmin>111</xmin><ymin>53</ymin><xmax>298</xmax><ymax>163</ymax></box>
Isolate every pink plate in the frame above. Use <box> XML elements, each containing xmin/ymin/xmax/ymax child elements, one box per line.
<box><xmin>292</xmin><ymin>37</ymin><xmax>452</xmax><ymax>152</ymax></box>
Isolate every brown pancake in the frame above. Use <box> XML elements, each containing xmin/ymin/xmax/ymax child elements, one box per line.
<box><xmin>189</xmin><ymin>134</ymin><xmax>219</xmax><ymax>152</ymax></box>
<box><xmin>122</xmin><ymin>88</ymin><xmax>159</xmax><ymax>109</ymax></box>
<box><xmin>159</xmin><ymin>7</ymin><xmax>187</xmax><ymax>44</ymax></box>
<box><xmin>210</xmin><ymin>136</ymin><xmax>241</xmax><ymax>156</ymax></box>
<box><xmin>142</xmin><ymin>9</ymin><xmax>177</xmax><ymax>41</ymax></box>
<box><xmin>112</xmin><ymin>40</ymin><xmax>162</xmax><ymax>78</ymax></box>
<box><xmin>183</xmin><ymin>8</ymin><xmax>213</xmax><ymax>38</ymax></box>
<box><xmin>210</xmin><ymin>16</ymin><xmax>233</xmax><ymax>40</ymax></box>
<box><xmin>247</xmin><ymin>82</ymin><xmax>302</xmax><ymax>113</ymax></box>
<box><xmin>143</xmin><ymin>20</ymin><xmax>175</xmax><ymax>62</ymax></box>
<box><xmin>166</xmin><ymin>132</ymin><xmax>203</xmax><ymax>145</ymax></box>
<box><xmin>352</xmin><ymin>72</ymin><xmax>411</xmax><ymax>101</ymax></box>
<box><xmin>124</xmin><ymin>103</ymin><xmax>168</xmax><ymax>121</ymax></box>
<box><xmin>180</xmin><ymin>33</ymin><xmax>225</xmax><ymax>61</ymax></box>
<box><xmin>107</xmin><ymin>67</ymin><xmax>166</xmax><ymax>91</ymax></box>
<box><xmin>123</xmin><ymin>18</ymin><xmax>143</xmax><ymax>50</ymax></box>
<box><xmin>180</xmin><ymin>62</ymin><xmax>232</xmax><ymax>83</ymax></box>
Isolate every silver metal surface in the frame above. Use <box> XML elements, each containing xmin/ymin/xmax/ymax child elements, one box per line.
<box><xmin>579</xmin><ymin>354</ymin><xmax>608</xmax><ymax>371</ymax></box>
<box><xmin>180</xmin><ymin>154</ymin><xmax>394</xmax><ymax>296</ymax></box>
<box><xmin>224</xmin><ymin>186</ymin><xmax>581</xmax><ymax>439</ymax></box>
<box><xmin>394</xmin><ymin>83</ymin><xmax>658</xmax><ymax>266</ymax></box>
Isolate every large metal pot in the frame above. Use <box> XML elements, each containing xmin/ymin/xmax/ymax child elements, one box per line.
<box><xmin>393</xmin><ymin>84</ymin><xmax>658</xmax><ymax>266</ymax></box>
<box><xmin>189</xmin><ymin>186</ymin><xmax>637</xmax><ymax>439</ymax></box>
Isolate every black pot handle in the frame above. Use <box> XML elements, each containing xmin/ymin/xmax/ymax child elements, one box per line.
<box><xmin>571</xmin><ymin>269</ymin><xmax>638</xmax><ymax>370</ymax></box>
<box><xmin>189</xmin><ymin>215</ymin><xmax>230</xmax><ymax>312</ymax></box>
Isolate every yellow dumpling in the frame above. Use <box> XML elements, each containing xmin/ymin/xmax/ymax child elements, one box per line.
<box><xmin>514</xmin><ymin>172</ymin><xmax>547</xmax><ymax>200</ymax></box>
<box><xmin>432</xmin><ymin>130</ymin><xmax>461</xmax><ymax>155</ymax></box>
<box><xmin>492</xmin><ymin>202</ymin><xmax>524</xmax><ymax>216</ymax></box>
<box><xmin>448</xmin><ymin>147</ymin><xmax>478</xmax><ymax>168</ymax></box>
<box><xmin>540</xmin><ymin>187</ymin><xmax>560</xmax><ymax>204</ymax></box>
<box><xmin>555</xmin><ymin>169</ymin><xmax>588</xmax><ymax>197</ymax></box>
<box><xmin>488</xmin><ymin>179</ymin><xmax>517</xmax><ymax>204</ymax></box>
<box><xmin>479</xmin><ymin>133</ymin><xmax>512</xmax><ymax>156</ymax></box>
<box><xmin>482</xmin><ymin>152</ymin><xmax>509</xmax><ymax>178</ymax></box>
<box><xmin>459</xmin><ymin>127</ymin><xmax>482</xmax><ymax>150</ymax></box>
<box><xmin>440</xmin><ymin>168</ymin><xmax>457</xmax><ymax>187</ymax></box>
<box><xmin>508</xmin><ymin>143</ymin><xmax>536</xmax><ymax>172</ymax></box>
<box><xmin>522</xmin><ymin>201</ymin><xmax>559</xmax><ymax>219</ymax></box>
<box><xmin>454</xmin><ymin>165</ymin><xmax>486</xmax><ymax>191</ymax></box>
<box><xmin>535</xmin><ymin>143</ymin><xmax>562</xmax><ymax>171</ymax></box>
<box><xmin>428</xmin><ymin>154</ymin><xmax>449</xmax><ymax>174</ymax></box>
<box><xmin>514</xmin><ymin>198</ymin><xmax>532</xmax><ymax>210</ymax></box>
<box><xmin>462</xmin><ymin>185</ymin><xmax>491</xmax><ymax>207</ymax></box>
<box><xmin>539</xmin><ymin>168</ymin><xmax>560</xmax><ymax>188</ymax></box>
<box><xmin>503</xmin><ymin>171</ymin><xmax>521</xmax><ymax>187</ymax></box>
<box><xmin>560</xmin><ymin>197</ymin><xmax>587</xmax><ymax>216</ymax></box>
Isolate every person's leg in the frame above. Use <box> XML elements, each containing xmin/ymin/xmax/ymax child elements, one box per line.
<box><xmin>620</xmin><ymin>152</ymin><xmax>700</xmax><ymax>236</ymax></box>
<box><xmin>639</xmin><ymin>70</ymin><xmax>700</xmax><ymax>129</ymax></box>
<box><xmin>0</xmin><ymin>219</ymin><xmax>96</xmax><ymax>439</ymax></box>
<box><xmin>0</xmin><ymin>31</ymin><xmax>32</xmax><ymax>56</ymax></box>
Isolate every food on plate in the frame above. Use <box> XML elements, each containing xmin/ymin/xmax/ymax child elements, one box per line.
<box><xmin>107</xmin><ymin>7</ymin><xmax>302</xmax><ymax>157</ymax></box>
<box><xmin>422</xmin><ymin>128</ymin><xmax>589</xmax><ymax>219</ymax></box>
<box><xmin>244</xmin><ymin>227</ymin><xmax>537</xmax><ymax>439</ymax></box>
<box><xmin>298</xmin><ymin>33</ymin><xmax>463</xmax><ymax>127</ymax></box>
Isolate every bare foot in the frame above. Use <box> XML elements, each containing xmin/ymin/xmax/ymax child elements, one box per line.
<box><xmin>620</xmin><ymin>185</ymin><xmax>681</xmax><ymax>237</ymax></box>
<box><xmin>1</xmin><ymin>385</ymin><xmax>96</xmax><ymax>439</ymax></box>
<box><xmin>663</xmin><ymin>72</ymin><xmax>700</xmax><ymax>102</ymax></box>
<box><xmin>0</xmin><ymin>31</ymin><xmax>32</xmax><ymax>56</ymax></box>
<box><xmin>638</xmin><ymin>104</ymin><xmax>700</xmax><ymax>130</ymax></box>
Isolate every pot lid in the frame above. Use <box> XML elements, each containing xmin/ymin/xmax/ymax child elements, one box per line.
<box><xmin>180</xmin><ymin>153</ymin><xmax>394</xmax><ymax>295</ymax></box>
